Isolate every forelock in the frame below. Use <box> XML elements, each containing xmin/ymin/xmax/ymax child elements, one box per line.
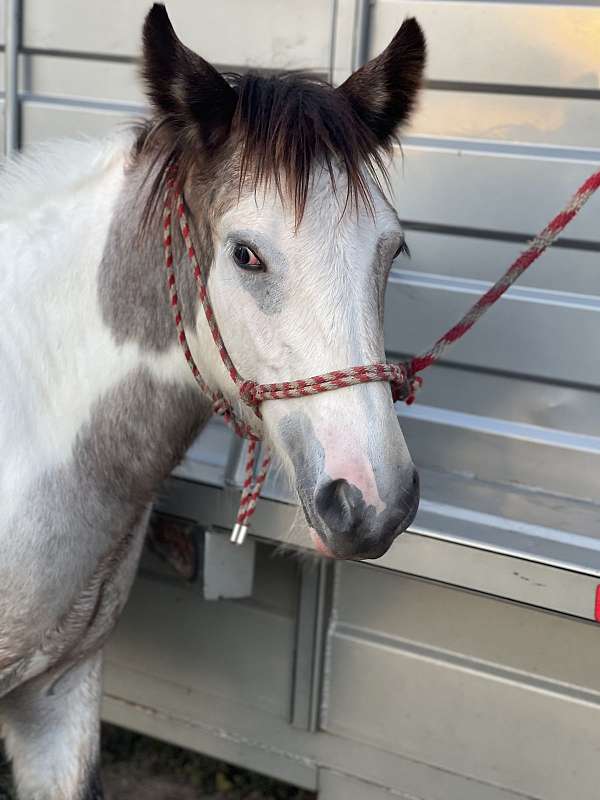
<box><xmin>135</xmin><ymin>71</ymin><xmax>393</xmax><ymax>229</ymax></box>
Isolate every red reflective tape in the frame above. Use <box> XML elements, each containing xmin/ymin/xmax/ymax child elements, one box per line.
<box><xmin>594</xmin><ymin>586</ymin><xmax>600</xmax><ymax>622</ymax></box>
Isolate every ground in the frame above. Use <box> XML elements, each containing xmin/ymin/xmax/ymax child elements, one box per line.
<box><xmin>0</xmin><ymin>724</ymin><xmax>316</xmax><ymax>800</ymax></box>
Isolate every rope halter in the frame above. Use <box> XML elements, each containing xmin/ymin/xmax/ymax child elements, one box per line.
<box><xmin>163</xmin><ymin>165</ymin><xmax>600</xmax><ymax>545</ymax></box>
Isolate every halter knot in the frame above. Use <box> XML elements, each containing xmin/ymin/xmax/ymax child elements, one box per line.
<box><xmin>390</xmin><ymin>362</ymin><xmax>422</xmax><ymax>405</ymax></box>
<box><xmin>239</xmin><ymin>380</ymin><xmax>260</xmax><ymax>410</ymax></box>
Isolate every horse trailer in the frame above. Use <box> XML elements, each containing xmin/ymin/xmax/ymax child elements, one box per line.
<box><xmin>2</xmin><ymin>1</ymin><xmax>600</xmax><ymax>798</ymax></box>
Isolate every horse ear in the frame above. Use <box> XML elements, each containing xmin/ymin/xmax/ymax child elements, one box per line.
<box><xmin>337</xmin><ymin>18</ymin><xmax>426</xmax><ymax>146</ymax></box>
<box><xmin>142</xmin><ymin>3</ymin><xmax>237</xmax><ymax>150</ymax></box>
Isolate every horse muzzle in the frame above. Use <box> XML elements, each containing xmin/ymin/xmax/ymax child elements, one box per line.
<box><xmin>305</xmin><ymin>466</ymin><xmax>420</xmax><ymax>560</ymax></box>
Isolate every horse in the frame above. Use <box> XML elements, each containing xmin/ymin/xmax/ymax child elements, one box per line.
<box><xmin>0</xmin><ymin>4</ymin><xmax>425</xmax><ymax>797</ymax></box>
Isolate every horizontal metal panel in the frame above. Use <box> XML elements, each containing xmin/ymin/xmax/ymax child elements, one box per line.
<box><xmin>0</xmin><ymin>101</ymin><xmax>5</xmax><ymax>151</ymax></box>
<box><xmin>371</xmin><ymin>1</ymin><xmax>600</xmax><ymax>91</ymax></box>
<box><xmin>334</xmin><ymin>563</ymin><xmax>600</xmax><ymax>695</ymax></box>
<box><xmin>20</xmin><ymin>54</ymin><xmax>145</xmax><ymax>104</ymax></box>
<box><xmin>104</xmin><ymin>652</ymin><xmax>537</xmax><ymax>799</ymax></box>
<box><xmin>324</xmin><ymin>630</ymin><xmax>600</xmax><ymax>800</ymax></box>
<box><xmin>384</xmin><ymin>270</ymin><xmax>600</xmax><ymax>387</ymax></box>
<box><xmin>106</xmin><ymin>543</ymin><xmax>299</xmax><ymax>720</ymax></box>
<box><xmin>400</xmin><ymin>229</ymin><xmax>600</xmax><ymax>296</ymax></box>
<box><xmin>400</xmin><ymin>406</ymin><xmax>599</xmax><ymax>502</ymax></box>
<box><xmin>21</xmin><ymin>101</ymin><xmax>136</xmax><ymax>145</ymax></box>
<box><xmin>392</xmin><ymin>143</ymin><xmax>600</xmax><ymax>244</ymax></box>
<box><xmin>23</xmin><ymin>0</ymin><xmax>332</xmax><ymax>70</ymax></box>
<box><xmin>398</xmin><ymin>360</ymin><xmax>599</xmax><ymax>437</ymax></box>
<box><xmin>252</xmin><ymin>448</ymin><xmax>600</xmax><ymax>581</ymax></box>
<box><xmin>381</xmin><ymin>525</ymin><xmax>600</xmax><ymax>619</ymax></box>
<box><xmin>103</xmin><ymin>665</ymin><xmax>318</xmax><ymax>791</ymax></box>
<box><xmin>158</xmin><ymin>474</ymin><xmax>600</xmax><ymax>617</ymax></box>
<box><xmin>318</xmin><ymin>770</ymin><xmax>414</xmax><ymax>800</ymax></box>
<box><xmin>413</xmin><ymin>88</ymin><xmax>600</xmax><ymax>149</ymax></box>
<box><xmin>173</xmin><ymin>417</ymin><xmax>233</xmax><ymax>488</ymax></box>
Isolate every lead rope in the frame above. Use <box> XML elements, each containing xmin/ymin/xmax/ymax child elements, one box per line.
<box><xmin>163</xmin><ymin>167</ymin><xmax>600</xmax><ymax>545</ymax></box>
<box><xmin>408</xmin><ymin>169</ymin><xmax>600</xmax><ymax>375</ymax></box>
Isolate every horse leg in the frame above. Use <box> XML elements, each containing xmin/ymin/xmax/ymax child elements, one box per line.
<box><xmin>1</xmin><ymin>651</ymin><xmax>104</xmax><ymax>800</ymax></box>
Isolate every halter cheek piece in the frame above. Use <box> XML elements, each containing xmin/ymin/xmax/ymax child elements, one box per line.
<box><xmin>163</xmin><ymin>165</ymin><xmax>600</xmax><ymax>545</ymax></box>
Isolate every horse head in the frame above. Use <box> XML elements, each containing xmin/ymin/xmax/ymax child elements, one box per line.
<box><xmin>140</xmin><ymin>4</ymin><xmax>426</xmax><ymax>560</ymax></box>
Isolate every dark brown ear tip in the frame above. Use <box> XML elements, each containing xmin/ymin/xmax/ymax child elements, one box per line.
<box><xmin>396</xmin><ymin>17</ymin><xmax>427</xmax><ymax>54</ymax></box>
<box><xmin>147</xmin><ymin>3</ymin><xmax>168</xmax><ymax>21</ymax></box>
<box><xmin>143</xmin><ymin>3</ymin><xmax>174</xmax><ymax>41</ymax></box>
<box><xmin>400</xmin><ymin>16</ymin><xmax>423</xmax><ymax>31</ymax></box>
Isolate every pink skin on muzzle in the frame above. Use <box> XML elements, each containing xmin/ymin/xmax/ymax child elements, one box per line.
<box><xmin>310</xmin><ymin>528</ymin><xmax>335</xmax><ymax>557</ymax></box>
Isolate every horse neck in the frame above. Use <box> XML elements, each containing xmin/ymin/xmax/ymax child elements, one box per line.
<box><xmin>1</xmin><ymin>134</ymin><xmax>212</xmax><ymax>507</ymax></box>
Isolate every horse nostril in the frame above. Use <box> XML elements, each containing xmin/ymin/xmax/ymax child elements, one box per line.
<box><xmin>315</xmin><ymin>478</ymin><xmax>358</xmax><ymax>535</ymax></box>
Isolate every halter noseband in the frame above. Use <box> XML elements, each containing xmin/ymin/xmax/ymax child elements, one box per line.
<box><xmin>162</xmin><ymin>165</ymin><xmax>600</xmax><ymax>544</ymax></box>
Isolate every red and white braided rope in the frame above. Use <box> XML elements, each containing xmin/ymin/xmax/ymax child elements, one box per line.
<box><xmin>230</xmin><ymin>440</ymin><xmax>272</xmax><ymax>543</ymax></box>
<box><xmin>410</xmin><ymin>168</ymin><xmax>600</xmax><ymax>375</ymax></box>
<box><xmin>163</xmin><ymin>166</ymin><xmax>600</xmax><ymax>544</ymax></box>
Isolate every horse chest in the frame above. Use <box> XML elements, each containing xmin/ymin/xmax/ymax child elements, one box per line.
<box><xmin>0</xmin><ymin>357</ymin><xmax>208</xmax><ymax>687</ymax></box>
<box><xmin>0</xmin><ymin>509</ymin><xmax>149</xmax><ymax>699</ymax></box>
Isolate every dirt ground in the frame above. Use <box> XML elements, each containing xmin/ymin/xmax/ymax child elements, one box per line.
<box><xmin>0</xmin><ymin>724</ymin><xmax>316</xmax><ymax>800</ymax></box>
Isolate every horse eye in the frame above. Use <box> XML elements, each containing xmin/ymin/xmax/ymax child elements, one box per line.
<box><xmin>393</xmin><ymin>239</ymin><xmax>411</xmax><ymax>260</ymax></box>
<box><xmin>232</xmin><ymin>244</ymin><xmax>263</xmax><ymax>271</ymax></box>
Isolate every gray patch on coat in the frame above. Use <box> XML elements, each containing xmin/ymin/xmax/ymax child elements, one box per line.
<box><xmin>363</xmin><ymin>404</ymin><xmax>418</xmax><ymax>521</ymax></box>
<box><xmin>277</xmin><ymin>410</ymin><xmax>326</xmax><ymax>527</ymax></box>
<box><xmin>97</xmin><ymin>139</ymin><xmax>243</xmax><ymax>353</ymax></box>
<box><xmin>278</xmin><ymin>404</ymin><xmax>416</xmax><ymax>548</ymax></box>
<box><xmin>0</xmin><ymin>368</ymin><xmax>211</xmax><ymax>697</ymax></box>
<box><xmin>98</xmin><ymin>161</ymin><xmax>203</xmax><ymax>352</ymax></box>
<box><xmin>224</xmin><ymin>229</ymin><xmax>289</xmax><ymax>315</ymax></box>
<box><xmin>375</xmin><ymin>232</ymin><xmax>400</xmax><ymax>325</ymax></box>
